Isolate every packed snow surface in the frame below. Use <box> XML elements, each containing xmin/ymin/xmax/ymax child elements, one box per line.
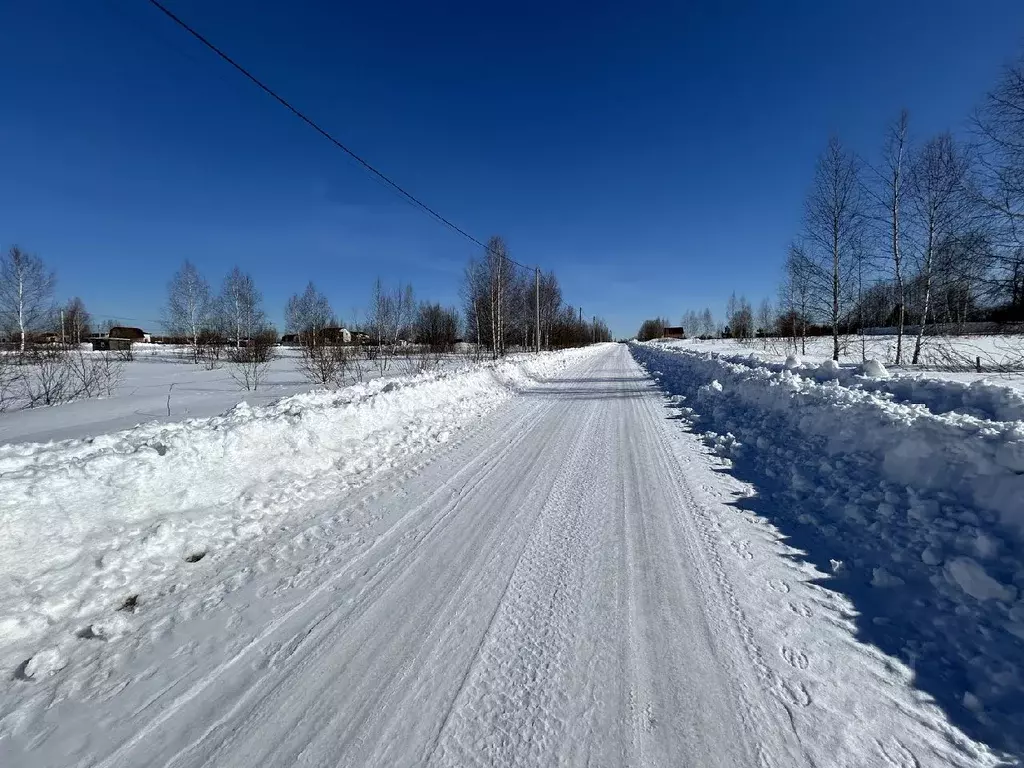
<box><xmin>0</xmin><ymin>344</ymin><xmax>1016</xmax><ymax>766</ymax></box>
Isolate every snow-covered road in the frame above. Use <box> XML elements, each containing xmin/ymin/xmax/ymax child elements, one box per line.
<box><xmin>1</xmin><ymin>345</ymin><xmax>1007</xmax><ymax>766</ymax></box>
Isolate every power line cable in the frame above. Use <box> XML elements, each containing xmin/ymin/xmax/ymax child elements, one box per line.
<box><xmin>91</xmin><ymin>312</ymin><xmax>165</xmax><ymax>326</ymax></box>
<box><xmin>145</xmin><ymin>0</ymin><xmax>536</xmax><ymax>274</ymax></box>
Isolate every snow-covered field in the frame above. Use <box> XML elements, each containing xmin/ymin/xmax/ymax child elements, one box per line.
<box><xmin>632</xmin><ymin>340</ymin><xmax>1024</xmax><ymax>758</ymax></box>
<box><xmin>0</xmin><ymin>344</ymin><xmax>480</xmax><ymax>445</ymax></box>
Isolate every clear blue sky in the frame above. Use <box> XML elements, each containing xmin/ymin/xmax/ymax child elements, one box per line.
<box><xmin>2</xmin><ymin>1</ymin><xmax>1023</xmax><ymax>337</ymax></box>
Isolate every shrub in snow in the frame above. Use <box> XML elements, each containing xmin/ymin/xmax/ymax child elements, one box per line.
<box><xmin>860</xmin><ymin>359</ymin><xmax>889</xmax><ymax>379</ymax></box>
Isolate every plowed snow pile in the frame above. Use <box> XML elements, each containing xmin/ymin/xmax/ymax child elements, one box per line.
<box><xmin>696</xmin><ymin>345</ymin><xmax>1024</xmax><ymax>422</ymax></box>
<box><xmin>632</xmin><ymin>341</ymin><xmax>1024</xmax><ymax>756</ymax></box>
<box><xmin>0</xmin><ymin>347</ymin><xmax>600</xmax><ymax>673</ymax></box>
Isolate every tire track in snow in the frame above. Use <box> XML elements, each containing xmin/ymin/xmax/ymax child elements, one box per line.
<box><xmin>427</xmin><ymin>403</ymin><xmax>607</xmax><ymax>766</ymax></box>
<box><xmin>625</xmin><ymin>361</ymin><xmax>815</xmax><ymax>767</ymax></box>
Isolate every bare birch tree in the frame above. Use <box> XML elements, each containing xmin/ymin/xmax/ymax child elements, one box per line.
<box><xmin>460</xmin><ymin>237</ymin><xmax>520</xmax><ymax>357</ymax></box>
<box><xmin>700</xmin><ymin>307</ymin><xmax>715</xmax><ymax>337</ymax></box>
<box><xmin>218</xmin><ymin>267</ymin><xmax>264</xmax><ymax>348</ymax></box>
<box><xmin>538</xmin><ymin>271</ymin><xmax>562</xmax><ymax>350</ymax></box>
<box><xmin>366</xmin><ymin>279</ymin><xmax>414</xmax><ymax>374</ymax></box>
<box><xmin>165</xmin><ymin>260</ymin><xmax>211</xmax><ymax>362</ymax></box>
<box><xmin>907</xmin><ymin>133</ymin><xmax>972</xmax><ymax>363</ymax></box>
<box><xmin>461</xmin><ymin>260</ymin><xmax>487</xmax><ymax>355</ymax></box>
<box><xmin>869</xmin><ymin>110</ymin><xmax>911</xmax><ymax>362</ymax></box>
<box><xmin>973</xmin><ymin>56</ymin><xmax>1024</xmax><ymax>250</ymax></box>
<box><xmin>486</xmin><ymin>236</ymin><xmax>510</xmax><ymax>358</ymax></box>
<box><xmin>804</xmin><ymin>136</ymin><xmax>863</xmax><ymax>360</ymax></box>
<box><xmin>63</xmin><ymin>297</ymin><xmax>91</xmax><ymax>344</ymax></box>
<box><xmin>726</xmin><ymin>293</ymin><xmax>754</xmax><ymax>340</ymax></box>
<box><xmin>756</xmin><ymin>298</ymin><xmax>775</xmax><ymax>338</ymax></box>
<box><xmin>782</xmin><ymin>242</ymin><xmax>813</xmax><ymax>354</ymax></box>
<box><xmin>285</xmin><ymin>282</ymin><xmax>334</xmax><ymax>345</ymax></box>
<box><xmin>973</xmin><ymin>56</ymin><xmax>1024</xmax><ymax>321</ymax></box>
<box><xmin>0</xmin><ymin>246</ymin><xmax>56</xmax><ymax>353</ymax></box>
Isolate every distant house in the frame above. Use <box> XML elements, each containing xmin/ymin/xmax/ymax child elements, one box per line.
<box><xmin>350</xmin><ymin>331</ymin><xmax>371</xmax><ymax>345</ymax></box>
<box><xmin>282</xmin><ymin>328</ymin><xmax>354</xmax><ymax>345</ymax></box>
<box><xmin>662</xmin><ymin>326</ymin><xmax>686</xmax><ymax>340</ymax></box>
<box><xmin>108</xmin><ymin>326</ymin><xmax>148</xmax><ymax>342</ymax></box>
<box><xmin>89</xmin><ymin>335</ymin><xmax>133</xmax><ymax>351</ymax></box>
<box><xmin>322</xmin><ymin>327</ymin><xmax>352</xmax><ymax>345</ymax></box>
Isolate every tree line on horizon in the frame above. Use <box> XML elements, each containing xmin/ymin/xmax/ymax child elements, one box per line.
<box><xmin>639</xmin><ymin>53</ymin><xmax>1024</xmax><ymax>363</ymax></box>
<box><xmin>0</xmin><ymin>235</ymin><xmax>611</xmax><ymax>403</ymax></box>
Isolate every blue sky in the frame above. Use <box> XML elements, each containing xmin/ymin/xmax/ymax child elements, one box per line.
<box><xmin>2</xmin><ymin>1</ymin><xmax>1023</xmax><ymax>338</ymax></box>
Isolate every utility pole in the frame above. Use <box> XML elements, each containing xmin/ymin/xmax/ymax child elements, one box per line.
<box><xmin>535</xmin><ymin>267</ymin><xmax>541</xmax><ymax>354</ymax></box>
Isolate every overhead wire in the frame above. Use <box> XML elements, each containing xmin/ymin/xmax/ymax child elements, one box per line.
<box><xmin>145</xmin><ymin>0</ymin><xmax>537</xmax><ymax>274</ymax></box>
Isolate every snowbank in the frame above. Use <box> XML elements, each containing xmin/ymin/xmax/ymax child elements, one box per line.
<box><xmin>0</xmin><ymin>348</ymin><xmax>495</xmax><ymax>446</ymax></box>
<box><xmin>654</xmin><ymin>333</ymin><xmax>1024</xmax><ymax>372</ymax></box>
<box><xmin>632</xmin><ymin>341</ymin><xmax>1024</xmax><ymax>755</ymax></box>
<box><xmin>699</xmin><ymin>347</ymin><xmax>1024</xmax><ymax>423</ymax></box>
<box><xmin>0</xmin><ymin>347</ymin><xmax>602</xmax><ymax>669</ymax></box>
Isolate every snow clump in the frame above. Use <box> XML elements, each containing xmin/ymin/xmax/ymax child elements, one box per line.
<box><xmin>860</xmin><ymin>359</ymin><xmax>889</xmax><ymax>379</ymax></box>
<box><xmin>818</xmin><ymin>359</ymin><xmax>840</xmax><ymax>375</ymax></box>
<box><xmin>943</xmin><ymin>557</ymin><xmax>1017</xmax><ymax>602</ymax></box>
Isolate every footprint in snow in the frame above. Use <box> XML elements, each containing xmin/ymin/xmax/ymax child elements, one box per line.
<box><xmin>645</xmin><ymin>702</ymin><xmax>657</xmax><ymax>732</ymax></box>
<box><xmin>731</xmin><ymin>540</ymin><xmax>754</xmax><ymax>561</ymax></box>
<box><xmin>781</xmin><ymin>646</ymin><xmax>809</xmax><ymax>670</ymax></box>
<box><xmin>767</xmin><ymin>580</ymin><xmax>790</xmax><ymax>594</ymax></box>
<box><xmin>773</xmin><ymin>678</ymin><xmax>811</xmax><ymax>708</ymax></box>
<box><xmin>787</xmin><ymin>602</ymin><xmax>811</xmax><ymax>617</ymax></box>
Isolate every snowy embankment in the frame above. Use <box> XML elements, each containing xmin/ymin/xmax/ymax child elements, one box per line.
<box><xmin>0</xmin><ymin>347</ymin><xmax>600</xmax><ymax>675</ymax></box>
<box><xmin>703</xmin><ymin>347</ymin><xmax>1024</xmax><ymax>423</ymax></box>
<box><xmin>0</xmin><ymin>345</ymin><xmax>480</xmax><ymax>446</ymax></box>
<box><xmin>631</xmin><ymin>341</ymin><xmax>1024</xmax><ymax>756</ymax></box>
<box><xmin>664</xmin><ymin>334</ymin><xmax>1024</xmax><ymax>374</ymax></box>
